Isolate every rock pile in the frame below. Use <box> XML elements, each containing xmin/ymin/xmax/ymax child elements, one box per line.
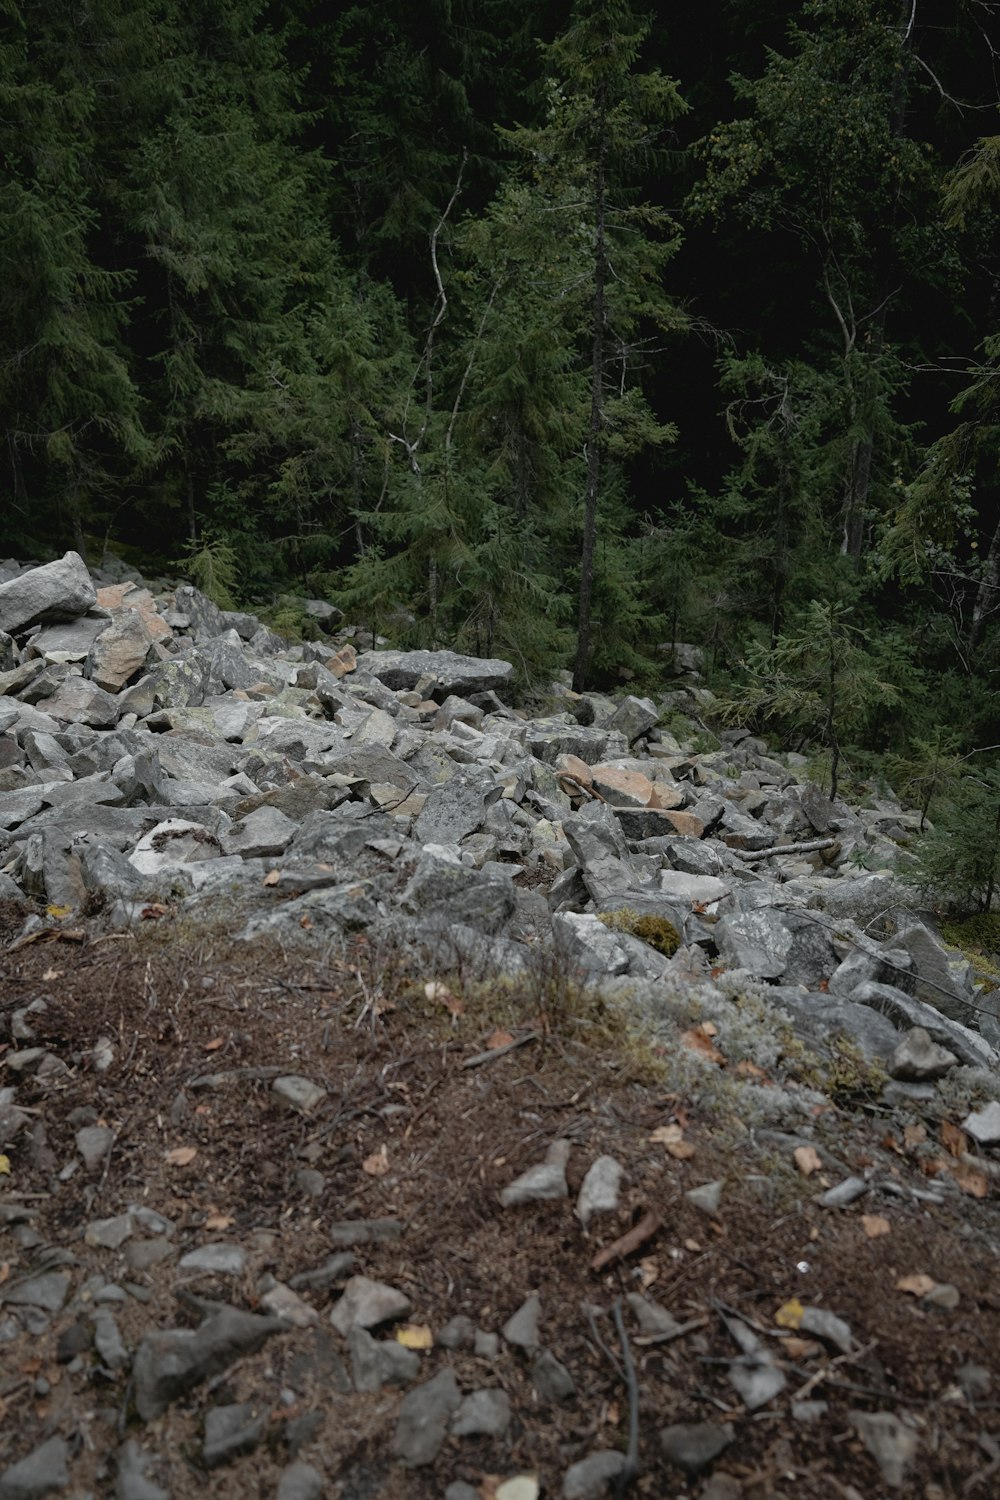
<box><xmin>0</xmin><ymin>551</ymin><xmax>995</xmax><ymax>1085</ymax></box>
<box><xmin>2</xmin><ymin>552</ymin><xmax>1000</xmax><ymax>1498</ymax></box>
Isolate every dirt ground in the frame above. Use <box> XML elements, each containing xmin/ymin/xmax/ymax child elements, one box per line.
<box><xmin>2</xmin><ymin>895</ymin><xmax>1000</xmax><ymax>1500</ymax></box>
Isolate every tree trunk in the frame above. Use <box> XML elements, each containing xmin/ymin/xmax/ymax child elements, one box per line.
<box><xmin>572</xmin><ymin>124</ymin><xmax>608</xmax><ymax>694</ymax></box>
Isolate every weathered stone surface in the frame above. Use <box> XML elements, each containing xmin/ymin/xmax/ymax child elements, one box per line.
<box><xmin>202</xmin><ymin>1402</ymin><xmax>268</xmax><ymax>1468</ymax></box>
<box><xmin>329</xmin><ymin>1276</ymin><xmax>411</xmax><ymax>1336</ymax></box>
<box><xmin>39</xmin><ymin>675</ymin><xmax>120</xmax><ymax>728</ymax></box>
<box><xmin>132</xmin><ymin>1307</ymin><xmax>285</xmax><ymax>1421</ymax></box>
<box><xmin>0</xmin><ymin>552</ymin><xmax>96</xmax><ymax>633</ymax></box>
<box><xmin>391</xmin><ymin>1368</ymin><xmax>462</xmax><ymax>1466</ymax></box>
<box><xmin>0</xmin><ymin>1435</ymin><xmax>71</xmax><ymax>1499</ymax></box>
<box><xmin>129</xmin><ymin>819</ymin><xmax>224</xmax><ymax>875</ymax></box>
<box><xmin>659</xmin><ymin>1421</ymin><xmax>734</xmax><ymax>1476</ymax></box>
<box><xmin>500</xmin><ymin>1142</ymin><xmax>571</xmax><ymax>1207</ymax></box>
<box><xmin>88</xmin><ymin>611</ymin><xmax>154</xmax><ymax>691</ymax></box>
<box><xmin>357</xmin><ymin>648</ymin><xmax>514</xmax><ymax>696</ymax></box>
<box><xmin>888</xmin><ymin>1026</ymin><xmax>957</xmax><ymax>1081</ymax></box>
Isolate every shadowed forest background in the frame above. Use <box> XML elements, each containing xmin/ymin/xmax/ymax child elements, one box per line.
<box><xmin>5</xmin><ymin>0</ymin><xmax>1000</xmax><ymax>907</ymax></box>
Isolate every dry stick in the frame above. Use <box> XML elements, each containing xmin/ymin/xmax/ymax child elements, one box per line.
<box><xmin>591</xmin><ymin>1210</ymin><xmax>662</xmax><ymax>1273</ymax></box>
<box><xmin>460</xmin><ymin>1032</ymin><xmax>539</xmax><ymax>1069</ymax></box>
<box><xmin>611</xmin><ymin>1298</ymin><xmax>641</xmax><ymax>1496</ymax></box>
<box><xmin>730</xmin><ymin>836</ymin><xmax>838</xmax><ymax>863</ymax></box>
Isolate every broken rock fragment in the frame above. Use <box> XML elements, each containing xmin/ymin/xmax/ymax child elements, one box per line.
<box><xmin>131</xmin><ymin>1306</ymin><xmax>285</xmax><ymax>1421</ymax></box>
<box><xmin>500</xmin><ymin>1139</ymin><xmax>571</xmax><ymax>1207</ymax></box>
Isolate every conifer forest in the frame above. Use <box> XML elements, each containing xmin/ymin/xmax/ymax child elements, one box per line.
<box><xmin>5</xmin><ymin>0</ymin><xmax>1000</xmax><ymax>910</ymax></box>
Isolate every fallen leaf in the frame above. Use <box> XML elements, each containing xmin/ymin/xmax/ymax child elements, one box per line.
<box><xmin>735</xmin><ymin>1059</ymin><xmax>770</xmax><ymax>1082</ymax></box>
<box><xmin>194</xmin><ymin>1104</ymin><xmax>212</xmax><ymax>1117</ymax></box>
<box><xmin>0</xmin><ymin>1263</ymin><xmax>9</xmax><ymax>1285</ymax></box>
<box><xmin>861</xmin><ymin>1214</ymin><xmax>891</xmax><ymax>1239</ymax></box>
<box><xmin>903</xmin><ymin>1123</ymin><xmax>927</xmax><ymax>1150</ymax></box>
<box><xmin>424</xmin><ymin>980</ymin><xmax>463</xmax><ymax>1018</ymax></box>
<box><xmin>140</xmin><ymin>903</ymin><xmax>171</xmax><ymax>920</ymax></box>
<box><xmin>941</xmin><ymin>1120</ymin><xmax>967</xmax><ymax>1158</ymax></box>
<box><xmin>485</xmin><ymin>1028</ymin><xmax>515</xmax><ymax>1050</ymax></box>
<box><xmin>299</xmin><ymin>915</ymin><xmax>313</xmax><ymax>930</ymax></box>
<box><xmin>881</xmin><ymin>1132</ymin><xmax>904</xmax><ymax>1156</ymax></box>
<box><xmin>205</xmin><ymin>1214</ymin><xmax>234</xmax><ymax>1231</ymax></box>
<box><xmin>782</xmin><ymin>1336</ymin><xmax>820</xmax><ymax>1359</ymax></box>
<box><xmin>817</xmin><ymin>978</ymin><xmax>830</xmax><ymax>993</ymax></box>
<box><xmin>896</xmin><ymin>1273</ymin><xmax>937</xmax><ymax>1297</ymax></box>
<box><xmin>667</xmin><ymin>1140</ymin><xmax>697</xmax><ymax>1160</ymax></box>
<box><xmin>637</xmin><ymin>1257</ymin><xmax>659</xmax><ymax>1289</ymax></box>
<box><xmin>775</xmin><ymin>1297</ymin><xmax>805</xmax><ymax>1329</ymax></box>
<box><xmin>793</xmin><ymin>1146</ymin><xmax>823</xmax><ymax>1177</ymax></box>
<box><xmin>45</xmin><ymin>904</ymin><xmax>71</xmax><ymax>919</ymax></box>
<box><xmin>263</xmin><ymin>869</ymin><xmax>280</xmax><ymax>886</ymax></box>
<box><xmin>203</xmin><ymin>1037</ymin><xmax>225</xmax><ymax>1052</ymax></box>
<box><xmin>396</xmin><ymin>1324</ymin><xmax>433</xmax><ymax>1350</ymax></box>
<box><xmin>591</xmin><ymin>1210</ymin><xmax>662</xmax><ymax>1272</ymax></box>
<box><xmin>362</xmin><ymin>1144</ymin><xmax>390</xmax><ymax>1178</ymax></box>
<box><xmin>649</xmin><ymin>1124</ymin><xmax>684</xmax><ymax>1146</ymax></box>
<box><xmin>953</xmin><ymin>1163</ymin><xmax>989</xmax><ymax>1199</ymax></box>
<box><xmin>164</xmin><ymin>1146</ymin><xmax>198</xmax><ymax>1167</ymax></box>
<box><xmin>0</xmin><ymin>1154</ymin><xmax>10</xmax><ymax>1176</ymax></box>
<box><xmin>680</xmin><ymin>1028</ymin><xmax>725</xmax><ymax>1065</ymax></box>
<box><xmin>683</xmin><ymin>1238</ymin><xmax>701</xmax><ymax>1252</ymax></box>
<box><xmin>920</xmin><ymin>1156</ymin><xmax>948</xmax><ymax>1177</ymax></box>
<box><xmin>41</xmin><ymin>968</ymin><xmax>62</xmax><ymax>982</ymax></box>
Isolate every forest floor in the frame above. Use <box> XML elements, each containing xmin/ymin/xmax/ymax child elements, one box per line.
<box><xmin>2</xmin><ymin>897</ymin><xmax>999</xmax><ymax>1500</ymax></box>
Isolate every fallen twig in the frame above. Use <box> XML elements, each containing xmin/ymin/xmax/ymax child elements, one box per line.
<box><xmin>591</xmin><ymin>1210</ymin><xmax>661</xmax><ymax>1272</ymax></box>
<box><xmin>611</xmin><ymin>1298</ymin><xmax>640</xmax><ymax>1496</ymax></box>
<box><xmin>460</xmin><ymin>1032</ymin><xmax>539</xmax><ymax>1069</ymax></box>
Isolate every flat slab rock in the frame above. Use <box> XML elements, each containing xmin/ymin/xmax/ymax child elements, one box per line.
<box><xmin>355</xmin><ymin>648</ymin><xmax>514</xmax><ymax>694</ymax></box>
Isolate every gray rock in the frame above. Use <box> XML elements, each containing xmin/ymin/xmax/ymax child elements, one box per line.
<box><xmin>202</xmin><ymin>1402</ymin><xmax>268</xmax><ymax>1468</ymax></box>
<box><xmin>850</xmin><ymin>1410</ymin><xmax>918</xmax><ymax>1488</ymax></box>
<box><xmin>552</xmin><ymin>912</ymin><xmax>631</xmax><ymax>977</ymax></box>
<box><xmin>356</xmin><ymin>648</ymin><xmax>514</xmax><ymax>697</ymax></box>
<box><xmin>799</xmin><ymin>1307</ymin><xmax>854</xmax><ymax>1353</ymax></box>
<box><xmin>603</xmin><ymin>694</ymin><xmax>659</xmax><ymax>743</ymax></box>
<box><xmin>84</xmin><ymin>1213</ymin><xmax>134</xmax><ymax>1249</ymax></box>
<box><xmin>276</xmin><ymin>1462</ymin><xmax>325</xmax><ymax>1500</ymax></box>
<box><xmin>75</xmin><ymin>1123</ymin><xmax>114</xmax><ymax>1171</ymax></box>
<box><xmin>132</xmin><ymin>1306</ymin><xmax>285</xmax><ymax>1421</ymax></box>
<box><xmin>414</xmin><ymin>772</ymin><xmax>500</xmax><ymax>845</ymax></box>
<box><xmin>329</xmin><ymin>1276</ymin><xmax>411</xmax><ymax>1336</ymax></box>
<box><xmin>686</xmin><ymin>1180</ymin><xmax>724</xmax><ymax>1216</ymax></box>
<box><xmin>116</xmin><ymin>1441</ymin><xmax>170</xmax><ymax>1500</ymax></box>
<box><xmin>888</xmin><ymin>1026</ymin><xmax>957</xmax><ymax>1081</ymax></box>
<box><xmin>92</xmin><ymin>1308</ymin><xmax>129</xmax><ymax>1370</ymax></box>
<box><xmin>502</xmin><ymin>1293</ymin><xmax>542</xmax><ymax>1351</ymax></box>
<box><xmin>562</xmin><ymin>1451</ymin><xmax>628</xmax><ymax>1499</ymax></box>
<box><xmin>221</xmin><ymin>805</ymin><xmax>297</xmax><ymax>858</ymax></box>
<box><xmin>532</xmin><ymin>1347</ymin><xmax>576</xmax><ymax>1402</ymax></box>
<box><xmin>728</xmin><ymin>1349</ymin><xmax>786</xmax><ymax>1409</ymax></box>
<box><xmin>0</xmin><ymin>552</ymin><xmax>95</xmax><ymax>633</ymax></box>
<box><xmin>178</xmin><ymin>1243</ymin><xmax>247</xmax><ymax>1276</ymax></box>
<box><xmin>437</xmin><ymin>1314</ymin><xmax>476</xmax><ymax>1350</ymax></box>
<box><xmin>576</xmin><ymin>1155</ymin><xmax>624</xmax><ymax>1226</ymax></box>
<box><xmin>451</xmin><ymin>1388</ymin><xmax>512</xmax><ymax>1437</ymax></box>
<box><xmin>0</xmin><ymin>1435</ymin><xmax>71</xmax><ymax>1499</ymax></box>
<box><xmin>659</xmin><ymin>1421</ymin><xmax>734</xmax><ymax>1476</ymax></box>
<box><xmin>271</xmin><ymin>1076</ymin><xmax>325</xmax><ymax>1114</ymax></box>
<box><xmin>852</xmin><ymin>982</ymin><xmax>996</xmax><ymax>1071</ymax></box>
<box><xmin>401</xmin><ymin>853</ymin><xmax>515</xmax><ymax>935</ymax></box>
<box><xmin>829</xmin><ymin>943</ymin><xmax>916</xmax><ymax>997</ymax></box>
<box><xmin>818</xmin><ymin>1176</ymin><xmax>868</xmax><ymax>1208</ymax></box>
<box><xmin>391</xmin><ymin>1367</ymin><xmax>462</xmax><ymax>1466</ymax></box>
<box><xmin>894</xmin><ymin>922</ymin><xmax>975</xmax><ymax>1021</ymax></box>
<box><xmin>172</xmin><ymin>585</ymin><xmax>226</xmax><ymax>642</ymax></box>
<box><xmin>500</xmin><ymin>1141</ymin><xmax>571</xmax><ymax>1207</ymax></box>
<box><xmin>129</xmin><ymin>819</ymin><xmax>223</xmax><ymax>876</ymax></box>
<box><xmin>39</xmin><ymin>675</ymin><xmax>120</xmax><ymax>728</ymax></box>
<box><xmin>963</xmin><ymin>1101</ymin><xmax>1000</xmax><ymax>1145</ymax></box>
<box><xmin>347</xmin><ymin>1326</ymin><xmax>421</xmax><ymax>1391</ymax></box>
<box><xmin>2</xmin><ymin>1271</ymin><xmax>71</xmax><ymax>1312</ymax></box>
<box><xmin>714</xmin><ymin>908</ymin><xmax>837</xmax><ymax>986</ymax></box>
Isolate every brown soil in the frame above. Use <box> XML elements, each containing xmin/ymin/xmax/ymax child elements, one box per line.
<box><xmin>2</xmin><ymin>896</ymin><xmax>999</xmax><ymax>1500</ymax></box>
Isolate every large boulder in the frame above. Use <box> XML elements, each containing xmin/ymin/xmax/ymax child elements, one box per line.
<box><xmin>0</xmin><ymin>552</ymin><xmax>96</xmax><ymax>633</ymax></box>
<box><xmin>355</xmin><ymin>649</ymin><xmax>514</xmax><ymax>697</ymax></box>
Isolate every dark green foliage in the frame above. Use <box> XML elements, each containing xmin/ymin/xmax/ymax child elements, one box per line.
<box><xmin>901</xmin><ymin>768</ymin><xmax>1000</xmax><ymax>914</ymax></box>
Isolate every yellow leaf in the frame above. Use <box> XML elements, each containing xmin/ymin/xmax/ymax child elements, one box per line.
<box><xmin>861</xmin><ymin>1214</ymin><xmax>891</xmax><ymax>1239</ymax></box>
<box><xmin>0</xmin><ymin>1154</ymin><xmax>10</xmax><ymax>1175</ymax></box>
<box><xmin>793</xmin><ymin>1145</ymin><xmax>823</xmax><ymax>1176</ymax></box>
<box><xmin>896</xmin><ymin>1273</ymin><xmax>936</xmax><ymax>1297</ymax></box>
<box><xmin>775</xmin><ymin>1297</ymin><xmax>805</xmax><ymax>1330</ymax></box>
<box><xmin>46</xmin><ymin>905</ymin><xmax>71</xmax><ymax>919</ymax></box>
<box><xmin>396</xmin><ymin>1323</ymin><xmax>433</xmax><ymax>1350</ymax></box>
<box><xmin>362</xmin><ymin>1145</ymin><xmax>390</xmax><ymax>1178</ymax></box>
<box><xmin>164</xmin><ymin>1146</ymin><xmax>198</xmax><ymax>1167</ymax></box>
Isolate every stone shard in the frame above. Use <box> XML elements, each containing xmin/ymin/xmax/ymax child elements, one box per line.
<box><xmin>391</xmin><ymin>1368</ymin><xmax>462</xmax><ymax>1467</ymax></box>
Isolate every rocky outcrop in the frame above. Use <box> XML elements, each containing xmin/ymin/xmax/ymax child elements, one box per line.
<box><xmin>0</xmin><ymin>551</ymin><xmax>995</xmax><ymax>1080</ymax></box>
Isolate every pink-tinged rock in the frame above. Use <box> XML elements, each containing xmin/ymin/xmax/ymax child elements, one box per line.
<box><xmin>591</xmin><ymin>764</ymin><xmax>656</xmax><ymax>807</ymax></box>
<box><xmin>556</xmin><ymin>753</ymin><xmax>594</xmax><ymax>784</ymax></box>
<box><xmin>662</xmin><ymin>809</ymin><xmax>706</xmax><ymax>838</ymax></box>
<box><xmin>88</xmin><ymin>610</ymin><xmax>154</xmax><ymax>691</ymax></box>
<box><xmin>647</xmin><ymin>782</ymin><xmax>686</xmax><ymax>811</ymax></box>
<box><xmin>330</xmin><ymin>644</ymin><xmax>357</xmax><ymax>678</ymax></box>
<box><xmin>96</xmin><ymin>584</ymin><xmax>172</xmax><ymax>641</ymax></box>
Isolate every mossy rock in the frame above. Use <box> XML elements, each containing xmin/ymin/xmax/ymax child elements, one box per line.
<box><xmin>598</xmin><ymin>908</ymin><xmax>681</xmax><ymax>957</ymax></box>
